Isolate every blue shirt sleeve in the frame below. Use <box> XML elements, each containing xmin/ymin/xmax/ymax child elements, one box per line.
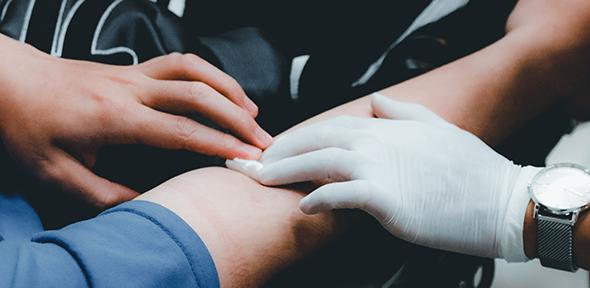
<box><xmin>0</xmin><ymin>199</ymin><xmax>220</xmax><ymax>288</ymax></box>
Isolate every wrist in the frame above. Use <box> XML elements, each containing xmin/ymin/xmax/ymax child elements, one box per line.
<box><xmin>500</xmin><ymin>165</ymin><xmax>541</xmax><ymax>262</ymax></box>
<box><xmin>523</xmin><ymin>200</ymin><xmax>537</xmax><ymax>259</ymax></box>
<box><xmin>522</xmin><ymin>174</ymin><xmax>590</xmax><ymax>270</ymax></box>
<box><xmin>574</xmin><ymin>209</ymin><xmax>590</xmax><ymax>270</ymax></box>
<box><xmin>0</xmin><ymin>37</ymin><xmax>46</xmax><ymax>129</ymax></box>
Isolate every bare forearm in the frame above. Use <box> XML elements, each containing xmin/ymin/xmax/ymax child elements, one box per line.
<box><xmin>296</xmin><ymin>1</ymin><xmax>590</xmax><ymax>146</ymax></box>
<box><xmin>505</xmin><ymin>0</ymin><xmax>590</xmax><ymax>269</ymax></box>
<box><xmin>139</xmin><ymin>168</ymin><xmax>350</xmax><ymax>286</ymax></box>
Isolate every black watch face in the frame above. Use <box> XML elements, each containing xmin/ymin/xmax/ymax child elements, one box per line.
<box><xmin>531</xmin><ymin>164</ymin><xmax>590</xmax><ymax>211</ymax></box>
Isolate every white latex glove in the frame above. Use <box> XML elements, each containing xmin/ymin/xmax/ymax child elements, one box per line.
<box><xmin>227</xmin><ymin>93</ymin><xmax>540</xmax><ymax>261</ymax></box>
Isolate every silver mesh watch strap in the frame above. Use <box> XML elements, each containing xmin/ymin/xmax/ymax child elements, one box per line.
<box><xmin>536</xmin><ymin>215</ymin><xmax>577</xmax><ymax>272</ymax></box>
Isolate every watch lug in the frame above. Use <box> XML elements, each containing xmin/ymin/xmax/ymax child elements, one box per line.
<box><xmin>537</xmin><ymin>206</ymin><xmax>577</xmax><ymax>226</ymax></box>
<box><xmin>571</xmin><ymin>211</ymin><xmax>580</xmax><ymax>224</ymax></box>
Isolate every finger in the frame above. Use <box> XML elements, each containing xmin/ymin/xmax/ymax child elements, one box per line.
<box><xmin>257</xmin><ymin>147</ymin><xmax>363</xmax><ymax>186</ymax></box>
<box><xmin>371</xmin><ymin>93</ymin><xmax>449</xmax><ymax>126</ymax></box>
<box><xmin>136</xmin><ymin>53</ymin><xmax>258</xmax><ymax>116</ymax></box>
<box><xmin>141</xmin><ymin>79</ymin><xmax>272</xmax><ymax>148</ymax></box>
<box><xmin>299</xmin><ymin>180</ymin><xmax>374</xmax><ymax>214</ymax></box>
<box><xmin>46</xmin><ymin>152</ymin><xmax>139</xmax><ymax>209</ymax></box>
<box><xmin>132</xmin><ymin>107</ymin><xmax>261</xmax><ymax>160</ymax></box>
<box><xmin>225</xmin><ymin>158</ymin><xmax>264</xmax><ymax>180</ymax></box>
<box><xmin>261</xmin><ymin>125</ymin><xmax>362</xmax><ymax>164</ymax></box>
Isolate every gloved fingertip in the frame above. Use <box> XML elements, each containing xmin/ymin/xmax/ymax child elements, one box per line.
<box><xmin>370</xmin><ymin>93</ymin><xmax>398</xmax><ymax>119</ymax></box>
<box><xmin>299</xmin><ymin>197</ymin><xmax>321</xmax><ymax>215</ymax></box>
<box><xmin>226</xmin><ymin>158</ymin><xmax>264</xmax><ymax>181</ymax></box>
<box><xmin>370</xmin><ymin>92</ymin><xmax>387</xmax><ymax>101</ymax></box>
<box><xmin>371</xmin><ymin>92</ymin><xmax>396</xmax><ymax>106</ymax></box>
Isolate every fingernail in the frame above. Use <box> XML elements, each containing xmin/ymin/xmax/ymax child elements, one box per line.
<box><xmin>239</xmin><ymin>145</ymin><xmax>262</xmax><ymax>160</ymax></box>
<box><xmin>255</xmin><ymin>127</ymin><xmax>274</xmax><ymax>148</ymax></box>
<box><xmin>244</xmin><ymin>97</ymin><xmax>259</xmax><ymax>116</ymax></box>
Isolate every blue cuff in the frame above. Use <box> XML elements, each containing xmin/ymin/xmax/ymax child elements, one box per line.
<box><xmin>29</xmin><ymin>200</ymin><xmax>220</xmax><ymax>287</ymax></box>
<box><xmin>100</xmin><ymin>200</ymin><xmax>220</xmax><ymax>288</ymax></box>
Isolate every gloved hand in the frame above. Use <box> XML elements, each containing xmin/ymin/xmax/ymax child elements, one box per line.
<box><xmin>227</xmin><ymin>93</ymin><xmax>540</xmax><ymax>261</ymax></box>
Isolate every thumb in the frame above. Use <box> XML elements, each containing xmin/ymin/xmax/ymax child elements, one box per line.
<box><xmin>371</xmin><ymin>93</ymin><xmax>449</xmax><ymax>126</ymax></box>
<box><xmin>49</xmin><ymin>152</ymin><xmax>139</xmax><ymax>209</ymax></box>
<box><xmin>299</xmin><ymin>180</ymin><xmax>374</xmax><ymax>214</ymax></box>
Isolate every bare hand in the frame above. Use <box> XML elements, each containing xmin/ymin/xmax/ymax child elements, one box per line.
<box><xmin>0</xmin><ymin>37</ymin><xmax>272</xmax><ymax>208</ymax></box>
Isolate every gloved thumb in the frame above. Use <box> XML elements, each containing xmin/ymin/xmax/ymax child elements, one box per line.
<box><xmin>299</xmin><ymin>180</ymin><xmax>374</xmax><ymax>214</ymax></box>
<box><xmin>371</xmin><ymin>93</ymin><xmax>449</xmax><ymax>126</ymax></box>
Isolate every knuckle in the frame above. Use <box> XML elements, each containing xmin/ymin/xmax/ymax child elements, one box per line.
<box><xmin>129</xmin><ymin>70</ymin><xmax>150</xmax><ymax>84</ymax></box>
<box><xmin>93</xmin><ymin>96</ymin><xmax>131</xmax><ymax>124</ymax></box>
<box><xmin>237</xmin><ymin>109</ymin><xmax>255</xmax><ymax>129</ymax></box>
<box><xmin>324</xmin><ymin>146</ymin><xmax>344</xmax><ymax>156</ymax></box>
<box><xmin>93</xmin><ymin>196</ymin><xmax>111</xmax><ymax>209</ymax></box>
<box><xmin>166</xmin><ymin>52</ymin><xmax>184</xmax><ymax>64</ymax></box>
<box><xmin>187</xmin><ymin>81</ymin><xmax>209</xmax><ymax>99</ymax></box>
<box><xmin>107</xmin><ymin>69</ymin><xmax>144</xmax><ymax>86</ymax></box>
<box><xmin>174</xmin><ymin>117</ymin><xmax>199</xmax><ymax>149</ymax></box>
<box><xmin>182</xmin><ymin>53</ymin><xmax>206</xmax><ymax>67</ymax></box>
<box><xmin>94</xmin><ymin>191</ymin><xmax>121</xmax><ymax>208</ymax></box>
<box><xmin>326</xmin><ymin>148</ymin><xmax>356</xmax><ymax>179</ymax></box>
<box><xmin>323</xmin><ymin>147</ymin><xmax>347</xmax><ymax>166</ymax></box>
<box><xmin>227</xmin><ymin>78</ymin><xmax>245</xmax><ymax>99</ymax></box>
<box><xmin>37</xmin><ymin>163</ymin><xmax>62</xmax><ymax>183</ymax></box>
<box><xmin>217</xmin><ymin>133</ymin><xmax>241</xmax><ymax>157</ymax></box>
<box><xmin>97</xmin><ymin>96</ymin><xmax>119</xmax><ymax>112</ymax></box>
<box><xmin>350</xmin><ymin>156</ymin><xmax>373</xmax><ymax>178</ymax></box>
<box><xmin>163</xmin><ymin>52</ymin><xmax>188</xmax><ymax>71</ymax></box>
<box><xmin>220</xmin><ymin>132</ymin><xmax>240</xmax><ymax>149</ymax></box>
<box><xmin>313</xmin><ymin>126</ymin><xmax>336</xmax><ymax>145</ymax></box>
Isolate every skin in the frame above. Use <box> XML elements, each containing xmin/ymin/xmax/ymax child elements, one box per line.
<box><xmin>0</xmin><ymin>34</ymin><xmax>272</xmax><ymax>208</ymax></box>
<box><xmin>138</xmin><ymin>168</ymin><xmax>347</xmax><ymax>287</ymax></box>
<box><xmin>140</xmin><ymin>1</ymin><xmax>590</xmax><ymax>285</ymax></box>
<box><xmin>3</xmin><ymin>0</ymin><xmax>590</xmax><ymax>286</ymax></box>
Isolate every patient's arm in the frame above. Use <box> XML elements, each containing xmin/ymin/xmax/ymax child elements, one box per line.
<box><xmin>138</xmin><ymin>168</ymin><xmax>350</xmax><ymax>287</ymax></box>
<box><xmin>141</xmin><ymin>1</ymin><xmax>590</xmax><ymax>286</ymax></box>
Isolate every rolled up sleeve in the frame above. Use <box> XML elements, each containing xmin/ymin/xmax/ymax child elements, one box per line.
<box><xmin>0</xmin><ymin>200</ymin><xmax>219</xmax><ymax>288</ymax></box>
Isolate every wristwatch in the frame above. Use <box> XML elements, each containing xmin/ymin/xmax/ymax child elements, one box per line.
<box><xmin>529</xmin><ymin>163</ymin><xmax>590</xmax><ymax>272</ymax></box>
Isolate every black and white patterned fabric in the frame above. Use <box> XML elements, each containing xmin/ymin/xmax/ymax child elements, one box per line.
<box><xmin>0</xmin><ymin>0</ymin><xmax>466</xmax><ymax>112</ymax></box>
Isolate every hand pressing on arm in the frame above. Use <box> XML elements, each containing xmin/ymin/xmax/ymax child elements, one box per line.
<box><xmin>0</xmin><ymin>35</ymin><xmax>272</xmax><ymax>208</ymax></box>
<box><xmin>228</xmin><ymin>94</ymin><xmax>540</xmax><ymax>262</ymax></box>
